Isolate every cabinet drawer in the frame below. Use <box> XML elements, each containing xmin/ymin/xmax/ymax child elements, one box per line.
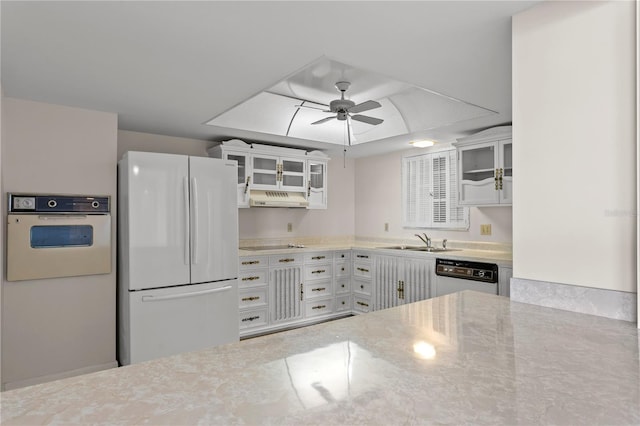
<box><xmin>353</xmin><ymin>278</ymin><xmax>372</xmax><ymax>295</ymax></box>
<box><xmin>336</xmin><ymin>295</ymin><xmax>351</xmax><ymax>312</ymax></box>
<box><xmin>239</xmin><ymin>287</ymin><xmax>268</xmax><ymax>309</ymax></box>
<box><xmin>269</xmin><ymin>253</ymin><xmax>303</xmax><ymax>266</ymax></box>
<box><xmin>305</xmin><ymin>299</ymin><xmax>334</xmax><ymax>318</ymax></box>
<box><xmin>353</xmin><ymin>251</ymin><xmax>372</xmax><ymax>261</ymax></box>
<box><xmin>239</xmin><ymin>269</ymin><xmax>268</xmax><ymax>288</ymax></box>
<box><xmin>240</xmin><ymin>256</ymin><xmax>269</xmax><ymax>269</ymax></box>
<box><xmin>353</xmin><ymin>296</ymin><xmax>371</xmax><ymax>313</ymax></box>
<box><xmin>335</xmin><ymin>278</ymin><xmax>351</xmax><ymax>294</ymax></box>
<box><xmin>353</xmin><ymin>263</ymin><xmax>371</xmax><ymax>279</ymax></box>
<box><xmin>304</xmin><ymin>252</ymin><xmax>333</xmax><ymax>264</ymax></box>
<box><xmin>334</xmin><ymin>251</ymin><xmax>351</xmax><ymax>261</ymax></box>
<box><xmin>239</xmin><ymin>308</ymin><xmax>268</xmax><ymax>330</ymax></box>
<box><xmin>304</xmin><ymin>264</ymin><xmax>333</xmax><ymax>281</ymax></box>
<box><xmin>305</xmin><ymin>280</ymin><xmax>332</xmax><ymax>299</ymax></box>
<box><xmin>335</xmin><ymin>261</ymin><xmax>350</xmax><ymax>276</ymax></box>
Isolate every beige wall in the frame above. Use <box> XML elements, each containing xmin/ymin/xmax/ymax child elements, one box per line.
<box><xmin>354</xmin><ymin>149</ymin><xmax>513</xmax><ymax>243</ymax></box>
<box><xmin>512</xmin><ymin>1</ymin><xmax>636</xmax><ymax>292</ymax></box>
<box><xmin>118</xmin><ymin>131</ymin><xmax>357</xmax><ymax>240</ymax></box>
<box><xmin>2</xmin><ymin>98</ymin><xmax>118</xmax><ymax>389</ymax></box>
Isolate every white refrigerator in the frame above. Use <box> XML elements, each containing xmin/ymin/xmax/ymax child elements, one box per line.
<box><xmin>118</xmin><ymin>151</ymin><xmax>239</xmax><ymax>365</ymax></box>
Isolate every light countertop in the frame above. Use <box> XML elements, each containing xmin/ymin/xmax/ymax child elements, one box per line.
<box><xmin>239</xmin><ymin>241</ymin><xmax>513</xmax><ymax>267</ymax></box>
<box><xmin>2</xmin><ymin>291</ymin><xmax>638</xmax><ymax>425</ymax></box>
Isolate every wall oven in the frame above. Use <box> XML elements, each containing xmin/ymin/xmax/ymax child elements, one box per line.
<box><xmin>7</xmin><ymin>193</ymin><xmax>112</xmax><ymax>281</ymax></box>
<box><xmin>434</xmin><ymin>258</ymin><xmax>498</xmax><ymax>297</ymax></box>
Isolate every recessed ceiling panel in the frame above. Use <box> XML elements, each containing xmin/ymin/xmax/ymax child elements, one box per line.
<box><xmin>205</xmin><ymin>57</ymin><xmax>496</xmax><ymax>146</ymax></box>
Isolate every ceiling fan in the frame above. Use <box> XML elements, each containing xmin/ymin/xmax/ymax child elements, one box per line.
<box><xmin>301</xmin><ymin>81</ymin><xmax>384</xmax><ymax>126</ymax></box>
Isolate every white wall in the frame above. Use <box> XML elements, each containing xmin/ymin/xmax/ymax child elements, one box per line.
<box><xmin>354</xmin><ymin>148</ymin><xmax>513</xmax><ymax>243</ymax></box>
<box><xmin>118</xmin><ymin>131</ymin><xmax>357</xmax><ymax>240</ymax></box>
<box><xmin>512</xmin><ymin>1</ymin><xmax>636</xmax><ymax>292</ymax></box>
<box><xmin>2</xmin><ymin>98</ymin><xmax>118</xmax><ymax>389</ymax></box>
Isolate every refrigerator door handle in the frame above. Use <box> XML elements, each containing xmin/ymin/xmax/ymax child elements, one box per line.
<box><xmin>183</xmin><ymin>176</ymin><xmax>190</xmax><ymax>265</ymax></box>
<box><xmin>191</xmin><ymin>177</ymin><xmax>199</xmax><ymax>264</ymax></box>
<box><xmin>141</xmin><ymin>285</ymin><xmax>233</xmax><ymax>302</ymax></box>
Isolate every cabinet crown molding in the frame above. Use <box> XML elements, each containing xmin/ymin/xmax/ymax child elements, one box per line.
<box><xmin>454</xmin><ymin>125</ymin><xmax>512</xmax><ymax>146</ymax></box>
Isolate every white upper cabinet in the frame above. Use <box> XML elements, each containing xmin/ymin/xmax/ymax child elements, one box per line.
<box><xmin>306</xmin><ymin>151</ymin><xmax>329</xmax><ymax>210</ymax></box>
<box><xmin>208</xmin><ymin>140</ymin><xmax>330</xmax><ymax>209</ymax></box>
<box><xmin>208</xmin><ymin>140</ymin><xmax>252</xmax><ymax>208</ymax></box>
<box><xmin>453</xmin><ymin>126</ymin><xmax>512</xmax><ymax>206</ymax></box>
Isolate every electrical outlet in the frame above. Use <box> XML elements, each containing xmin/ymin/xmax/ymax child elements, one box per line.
<box><xmin>287</xmin><ymin>223</ymin><xmax>292</xmax><ymax>232</ymax></box>
<box><xmin>480</xmin><ymin>224</ymin><xmax>492</xmax><ymax>236</ymax></box>
<box><xmin>384</xmin><ymin>223</ymin><xmax>389</xmax><ymax>232</ymax></box>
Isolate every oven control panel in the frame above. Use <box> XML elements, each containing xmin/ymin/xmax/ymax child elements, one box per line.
<box><xmin>9</xmin><ymin>194</ymin><xmax>110</xmax><ymax>214</ymax></box>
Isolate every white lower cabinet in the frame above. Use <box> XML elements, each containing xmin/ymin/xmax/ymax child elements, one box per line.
<box><xmin>238</xmin><ymin>256</ymin><xmax>270</xmax><ymax>335</ymax></box>
<box><xmin>239</xmin><ymin>249</ymin><xmax>507</xmax><ymax>336</ymax></box>
<box><xmin>373</xmin><ymin>255</ymin><xmax>433</xmax><ymax>311</ymax></box>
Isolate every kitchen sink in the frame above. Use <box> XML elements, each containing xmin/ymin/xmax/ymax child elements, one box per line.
<box><xmin>378</xmin><ymin>246</ymin><xmax>460</xmax><ymax>253</ymax></box>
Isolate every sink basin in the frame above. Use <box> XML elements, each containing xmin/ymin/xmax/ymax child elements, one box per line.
<box><xmin>378</xmin><ymin>246</ymin><xmax>460</xmax><ymax>253</ymax></box>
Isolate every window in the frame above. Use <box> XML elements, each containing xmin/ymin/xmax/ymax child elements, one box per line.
<box><xmin>402</xmin><ymin>148</ymin><xmax>469</xmax><ymax>229</ymax></box>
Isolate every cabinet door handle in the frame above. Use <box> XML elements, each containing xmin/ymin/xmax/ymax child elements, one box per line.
<box><xmin>397</xmin><ymin>280</ymin><xmax>405</xmax><ymax>300</ymax></box>
<box><xmin>311</xmin><ymin>256</ymin><xmax>326</xmax><ymax>260</ymax></box>
<box><xmin>357</xmin><ymin>254</ymin><xmax>369</xmax><ymax>259</ymax></box>
<box><xmin>242</xmin><ymin>276</ymin><xmax>260</xmax><ymax>281</ymax></box>
<box><xmin>499</xmin><ymin>168</ymin><xmax>504</xmax><ymax>190</ymax></box>
<box><xmin>279</xmin><ymin>258</ymin><xmax>295</xmax><ymax>263</ymax></box>
<box><xmin>308</xmin><ymin>180</ymin><xmax>311</xmax><ymax>197</ymax></box>
<box><xmin>241</xmin><ymin>315</ymin><xmax>260</xmax><ymax>322</ymax></box>
<box><xmin>311</xmin><ymin>287</ymin><xmax>326</xmax><ymax>292</ymax></box>
<box><xmin>242</xmin><ymin>260</ymin><xmax>260</xmax><ymax>265</ymax></box>
<box><xmin>311</xmin><ymin>269</ymin><xmax>326</xmax><ymax>274</ymax></box>
<box><xmin>312</xmin><ymin>305</ymin><xmax>326</xmax><ymax>310</ymax></box>
<box><xmin>241</xmin><ymin>296</ymin><xmax>260</xmax><ymax>302</ymax></box>
<box><xmin>244</xmin><ymin>176</ymin><xmax>251</xmax><ymax>194</ymax></box>
<box><xmin>357</xmin><ymin>301</ymin><xmax>369</xmax><ymax>307</ymax></box>
<box><xmin>300</xmin><ymin>283</ymin><xmax>304</xmax><ymax>301</ymax></box>
<box><xmin>357</xmin><ymin>267</ymin><xmax>369</xmax><ymax>273</ymax></box>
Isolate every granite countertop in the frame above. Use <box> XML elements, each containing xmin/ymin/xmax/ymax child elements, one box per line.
<box><xmin>239</xmin><ymin>241</ymin><xmax>513</xmax><ymax>267</ymax></box>
<box><xmin>2</xmin><ymin>291</ymin><xmax>638</xmax><ymax>425</ymax></box>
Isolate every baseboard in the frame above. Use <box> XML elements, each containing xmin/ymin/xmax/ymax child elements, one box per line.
<box><xmin>510</xmin><ymin>277</ymin><xmax>637</xmax><ymax>322</ymax></box>
<box><xmin>2</xmin><ymin>361</ymin><xmax>118</xmax><ymax>391</ymax></box>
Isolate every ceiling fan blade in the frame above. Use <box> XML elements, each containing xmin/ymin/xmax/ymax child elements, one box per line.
<box><xmin>348</xmin><ymin>100</ymin><xmax>381</xmax><ymax>114</ymax></box>
<box><xmin>311</xmin><ymin>116</ymin><xmax>336</xmax><ymax>125</ymax></box>
<box><xmin>351</xmin><ymin>114</ymin><xmax>383</xmax><ymax>125</ymax></box>
<box><xmin>295</xmin><ymin>104</ymin><xmax>330</xmax><ymax>111</ymax></box>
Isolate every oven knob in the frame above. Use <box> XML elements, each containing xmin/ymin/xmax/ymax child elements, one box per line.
<box><xmin>91</xmin><ymin>201</ymin><xmax>100</xmax><ymax>209</ymax></box>
<box><xmin>21</xmin><ymin>198</ymin><xmax>33</xmax><ymax>209</ymax></box>
<box><xmin>48</xmin><ymin>199</ymin><xmax>57</xmax><ymax>208</ymax></box>
<box><xmin>478</xmin><ymin>271</ymin><xmax>485</xmax><ymax>278</ymax></box>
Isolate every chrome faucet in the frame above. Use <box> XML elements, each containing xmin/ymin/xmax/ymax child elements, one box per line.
<box><xmin>415</xmin><ymin>233</ymin><xmax>431</xmax><ymax>248</ymax></box>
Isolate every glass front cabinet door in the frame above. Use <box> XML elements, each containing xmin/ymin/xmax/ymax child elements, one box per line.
<box><xmin>306</xmin><ymin>152</ymin><xmax>329</xmax><ymax>209</ymax></box>
<box><xmin>454</xmin><ymin>126</ymin><xmax>512</xmax><ymax>206</ymax></box>
<box><xmin>225</xmin><ymin>151</ymin><xmax>251</xmax><ymax>208</ymax></box>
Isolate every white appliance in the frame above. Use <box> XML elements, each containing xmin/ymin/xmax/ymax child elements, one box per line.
<box><xmin>118</xmin><ymin>151</ymin><xmax>239</xmax><ymax>365</ymax></box>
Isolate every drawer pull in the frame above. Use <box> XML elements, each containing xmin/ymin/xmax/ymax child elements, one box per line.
<box><xmin>341</xmin><ymin>254</ymin><xmax>345</xmax><ymax>258</ymax></box>
<box><xmin>242</xmin><ymin>276</ymin><xmax>260</xmax><ymax>281</ymax></box>
<box><xmin>341</xmin><ymin>301</ymin><xmax>346</xmax><ymax>305</ymax></box>
<box><xmin>279</xmin><ymin>258</ymin><xmax>295</xmax><ymax>263</ymax></box>
<box><xmin>341</xmin><ymin>284</ymin><xmax>345</xmax><ymax>288</ymax></box>
<box><xmin>357</xmin><ymin>267</ymin><xmax>369</xmax><ymax>273</ymax></box>
<box><xmin>357</xmin><ymin>254</ymin><xmax>369</xmax><ymax>259</ymax></box>
<box><xmin>242</xmin><ymin>260</ymin><xmax>260</xmax><ymax>265</ymax></box>
<box><xmin>357</xmin><ymin>301</ymin><xmax>369</xmax><ymax>307</ymax></box>
<box><xmin>312</xmin><ymin>305</ymin><xmax>327</xmax><ymax>310</ymax></box>
<box><xmin>241</xmin><ymin>315</ymin><xmax>260</xmax><ymax>322</ymax></box>
<box><xmin>341</xmin><ymin>267</ymin><xmax>345</xmax><ymax>271</ymax></box>
<box><xmin>312</xmin><ymin>287</ymin><xmax>326</xmax><ymax>292</ymax></box>
<box><xmin>241</xmin><ymin>296</ymin><xmax>260</xmax><ymax>302</ymax></box>
<box><xmin>311</xmin><ymin>256</ymin><xmax>326</xmax><ymax>260</ymax></box>
<box><xmin>311</xmin><ymin>269</ymin><xmax>326</xmax><ymax>274</ymax></box>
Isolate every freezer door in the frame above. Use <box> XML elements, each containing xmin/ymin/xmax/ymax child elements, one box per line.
<box><xmin>121</xmin><ymin>152</ymin><xmax>190</xmax><ymax>290</ymax></box>
<box><xmin>189</xmin><ymin>157</ymin><xmax>239</xmax><ymax>283</ymax></box>
<box><xmin>123</xmin><ymin>280</ymin><xmax>239</xmax><ymax>365</ymax></box>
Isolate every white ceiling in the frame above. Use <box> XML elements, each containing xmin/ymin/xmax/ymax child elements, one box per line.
<box><xmin>0</xmin><ymin>1</ymin><xmax>539</xmax><ymax>158</ymax></box>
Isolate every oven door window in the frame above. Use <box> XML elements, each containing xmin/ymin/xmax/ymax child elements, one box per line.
<box><xmin>30</xmin><ymin>225</ymin><xmax>94</xmax><ymax>248</ymax></box>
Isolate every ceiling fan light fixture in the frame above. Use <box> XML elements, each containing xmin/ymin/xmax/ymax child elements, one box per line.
<box><xmin>410</xmin><ymin>139</ymin><xmax>436</xmax><ymax>148</ymax></box>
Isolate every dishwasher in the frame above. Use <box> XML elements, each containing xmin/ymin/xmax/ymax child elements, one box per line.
<box><xmin>434</xmin><ymin>258</ymin><xmax>498</xmax><ymax>297</ymax></box>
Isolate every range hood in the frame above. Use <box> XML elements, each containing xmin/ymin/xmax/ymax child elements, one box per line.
<box><xmin>249</xmin><ymin>190</ymin><xmax>309</xmax><ymax>208</ymax></box>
